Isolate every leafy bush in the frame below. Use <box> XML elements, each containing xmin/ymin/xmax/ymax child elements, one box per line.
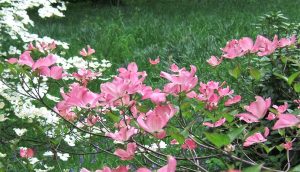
<box><xmin>208</xmin><ymin>12</ymin><xmax>300</xmax><ymax>104</ymax></box>
<box><xmin>1</xmin><ymin>1</ymin><xmax>300</xmax><ymax>171</ymax></box>
<box><xmin>1</xmin><ymin>39</ymin><xmax>300</xmax><ymax>171</ymax></box>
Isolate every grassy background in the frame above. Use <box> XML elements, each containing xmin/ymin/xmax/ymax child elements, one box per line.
<box><xmin>28</xmin><ymin>0</ymin><xmax>300</xmax><ymax>170</ymax></box>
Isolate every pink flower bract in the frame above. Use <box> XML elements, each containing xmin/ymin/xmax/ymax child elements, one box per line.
<box><xmin>272</xmin><ymin>113</ymin><xmax>300</xmax><ymax>130</ymax></box>
<box><xmin>160</xmin><ymin>64</ymin><xmax>198</xmax><ymax>95</ymax></box>
<box><xmin>243</xmin><ymin>132</ymin><xmax>267</xmax><ymax>147</ymax></box>
<box><xmin>149</xmin><ymin>57</ymin><xmax>160</xmax><ymax>65</ymax></box>
<box><xmin>203</xmin><ymin>118</ymin><xmax>226</xmax><ymax>128</ymax></box>
<box><xmin>114</xmin><ymin>143</ymin><xmax>137</xmax><ymax>161</ymax></box>
<box><xmin>236</xmin><ymin>96</ymin><xmax>271</xmax><ymax>123</ymax></box>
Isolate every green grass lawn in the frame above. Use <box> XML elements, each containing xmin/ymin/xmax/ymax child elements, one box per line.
<box><xmin>28</xmin><ymin>0</ymin><xmax>300</xmax><ymax>170</ymax></box>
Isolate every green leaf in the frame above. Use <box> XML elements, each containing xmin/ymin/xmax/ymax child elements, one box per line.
<box><xmin>167</xmin><ymin>127</ymin><xmax>185</xmax><ymax>143</ymax></box>
<box><xmin>194</xmin><ymin>102</ymin><xmax>205</xmax><ymax>111</ymax></box>
<box><xmin>288</xmin><ymin>71</ymin><xmax>300</xmax><ymax>85</ymax></box>
<box><xmin>276</xmin><ymin>145</ymin><xmax>284</xmax><ymax>152</ymax></box>
<box><xmin>278</xmin><ymin>129</ymin><xmax>285</xmax><ymax>136</ymax></box>
<box><xmin>170</xmin><ymin>131</ymin><xmax>185</xmax><ymax>144</ymax></box>
<box><xmin>273</xmin><ymin>72</ymin><xmax>288</xmax><ymax>82</ymax></box>
<box><xmin>243</xmin><ymin>164</ymin><xmax>262</xmax><ymax>172</ymax></box>
<box><xmin>204</xmin><ymin>132</ymin><xmax>230</xmax><ymax>148</ymax></box>
<box><xmin>181</xmin><ymin>102</ymin><xmax>192</xmax><ymax>111</ymax></box>
<box><xmin>136</xmin><ymin>105</ymin><xmax>149</xmax><ymax>113</ymax></box>
<box><xmin>229</xmin><ymin>110</ymin><xmax>239</xmax><ymax>116</ymax></box>
<box><xmin>250</xmin><ymin>68</ymin><xmax>262</xmax><ymax>81</ymax></box>
<box><xmin>180</xmin><ymin>129</ymin><xmax>189</xmax><ymax>138</ymax></box>
<box><xmin>229</xmin><ymin>66</ymin><xmax>241</xmax><ymax>79</ymax></box>
<box><xmin>227</xmin><ymin>126</ymin><xmax>246</xmax><ymax>142</ymax></box>
<box><xmin>223</xmin><ymin>113</ymin><xmax>234</xmax><ymax>123</ymax></box>
<box><xmin>292</xmin><ymin>109</ymin><xmax>300</xmax><ymax>115</ymax></box>
<box><xmin>275</xmin><ymin>145</ymin><xmax>284</xmax><ymax>152</ymax></box>
<box><xmin>0</xmin><ymin>63</ymin><xmax>4</xmax><ymax>74</ymax></box>
<box><xmin>261</xmin><ymin>144</ymin><xmax>274</xmax><ymax>154</ymax></box>
<box><xmin>294</xmin><ymin>83</ymin><xmax>300</xmax><ymax>93</ymax></box>
<box><xmin>269</xmin><ymin>108</ymin><xmax>278</xmax><ymax>114</ymax></box>
<box><xmin>106</xmin><ymin>112</ymin><xmax>120</xmax><ymax>123</ymax></box>
<box><xmin>281</xmin><ymin>56</ymin><xmax>288</xmax><ymax>64</ymax></box>
<box><xmin>291</xmin><ymin>163</ymin><xmax>300</xmax><ymax>172</ymax></box>
<box><xmin>182</xmin><ymin>111</ymin><xmax>192</xmax><ymax>118</ymax></box>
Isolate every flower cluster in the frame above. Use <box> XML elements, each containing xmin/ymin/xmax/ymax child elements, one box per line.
<box><xmin>207</xmin><ymin>34</ymin><xmax>296</xmax><ymax>66</ymax></box>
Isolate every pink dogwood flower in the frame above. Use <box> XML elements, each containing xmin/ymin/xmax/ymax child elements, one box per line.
<box><xmin>114</xmin><ymin>142</ymin><xmax>137</xmax><ymax>160</ymax></box>
<box><xmin>282</xmin><ymin>141</ymin><xmax>293</xmax><ymax>150</ymax></box>
<box><xmin>27</xmin><ymin>42</ymin><xmax>36</xmax><ymax>51</ymax></box>
<box><xmin>160</xmin><ymin>64</ymin><xmax>198</xmax><ymax>95</ymax></box>
<box><xmin>251</xmin><ymin>35</ymin><xmax>278</xmax><ymax>56</ymax></box>
<box><xmin>207</xmin><ymin>56</ymin><xmax>223</xmax><ymax>66</ymax></box>
<box><xmin>137</xmin><ymin>104</ymin><xmax>176</xmax><ymax>139</ymax></box>
<box><xmin>114</xmin><ymin>116</ymin><xmax>131</xmax><ymax>128</ymax></box>
<box><xmin>137</xmin><ymin>168</ymin><xmax>151</xmax><ymax>172</ymax></box>
<box><xmin>264</xmin><ymin>127</ymin><xmax>270</xmax><ymax>137</ymax></box>
<box><xmin>32</xmin><ymin>54</ymin><xmax>56</xmax><ymax>70</ymax></box>
<box><xmin>197</xmin><ymin>81</ymin><xmax>235</xmax><ymax>110</ymax></box>
<box><xmin>236</xmin><ymin>96</ymin><xmax>271</xmax><ymax>123</ymax></box>
<box><xmin>273</xmin><ymin>102</ymin><xmax>288</xmax><ymax>114</ymax></box>
<box><xmin>118</xmin><ymin>63</ymin><xmax>147</xmax><ymax>95</ymax></box>
<box><xmin>83</xmin><ymin>166</ymin><xmax>130</xmax><ymax>172</ymax></box>
<box><xmin>243</xmin><ymin>132</ymin><xmax>267</xmax><ymax>147</ymax></box>
<box><xmin>221</xmin><ymin>37</ymin><xmax>253</xmax><ymax>59</ymax></box>
<box><xmin>15</xmin><ymin>51</ymin><xmax>64</xmax><ymax>79</ymax></box>
<box><xmin>100</xmin><ymin>78</ymin><xmax>132</xmax><ymax>106</ymax></box>
<box><xmin>35</xmin><ymin>41</ymin><xmax>56</xmax><ymax>52</ymax></box>
<box><xmin>20</xmin><ymin>148</ymin><xmax>34</xmax><ymax>158</ymax></box>
<box><xmin>97</xmin><ymin>166</ymin><xmax>129</xmax><ymax>172</ymax></box>
<box><xmin>203</xmin><ymin>118</ymin><xmax>226</xmax><ymax>128</ymax></box>
<box><xmin>80</xmin><ymin>168</ymin><xmax>90</xmax><ymax>172</ymax></box>
<box><xmin>85</xmin><ymin>115</ymin><xmax>100</xmax><ymax>126</ymax></box>
<box><xmin>295</xmin><ymin>100</ymin><xmax>300</xmax><ymax>109</ymax></box>
<box><xmin>186</xmin><ymin>91</ymin><xmax>197</xmax><ymax>98</ymax></box>
<box><xmin>54</xmin><ymin>104</ymin><xmax>77</xmax><ymax>121</ymax></box>
<box><xmin>100</xmin><ymin>63</ymin><xmax>146</xmax><ymax>106</ymax></box>
<box><xmin>157</xmin><ymin>156</ymin><xmax>177</xmax><ymax>172</ymax></box>
<box><xmin>73</xmin><ymin>68</ymin><xmax>99</xmax><ymax>86</ymax></box>
<box><xmin>272</xmin><ymin>113</ymin><xmax>300</xmax><ymax>130</ymax></box>
<box><xmin>80</xmin><ymin>45</ymin><xmax>95</xmax><ymax>57</ymax></box>
<box><xmin>137</xmin><ymin>156</ymin><xmax>176</xmax><ymax>172</ymax></box>
<box><xmin>222</xmin><ymin>39</ymin><xmax>243</xmax><ymax>59</ymax></box>
<box><xmin>278</xmin><ymin>35</ymin><xmax>296</xmax><ymax>47</ymax></box>
<box><xmin>106</xmin><ymin>126</ymin><xmax>138</xmax><ymax>142</ymax></box>
<box><xmin>18</xmin><ymin>51</ymin><xmax>34</xmax><ymax>67</ymax></box>
<box><xmin>238</xmin><ymin>37</ymin><xmax>254</xmax><ymax>52</ymax></box>
<box><xmin>181</xmin><ymin>138</ymin><xmax>197</xmax><ymax>150</ymax></box>
<box><xmin>222</xmin><ymin>37</ymin><xmax>254</xmax><ymax>59</ymax></box>
<box><xmin>39</xmin><ymin>66</ymin><xmax>64</xmax><ymax>80</ymax></box>
<box><xmin>266</xmin><ymin>112</ymin><xmax>276</xmax><ymax>121</ymax></box>
<box><xmin>7</xmin><ymin>58</ymin><xmax>18</xmax><ymax>64</ymax></box>
<box><xmin>170</xmin><ymin>139</ymin><xmax>179</xmax><ymax>145</ymax></box>
<box><xmin>225</xmin><ymin>95</ymin><xmax>241</xmax><ymax>106</ymax></box>
<box><xmin>149</xmin><ymin>57</ymin><xmax>160</xmax><ymax>65</ymax></box>
<box><xmin>140</xmin><ymin>86</ymin><xmax>167</xmax><ymax>104</ymax></box>
<box><xmin>57</xmin><ymin>83</ymin><xmax>100</xmax><ymax>114</ymax></box>
<box><xmin>218</xmin><ymin>86</ymin><xmax>234</xmax><ymax>97</ymax></box>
